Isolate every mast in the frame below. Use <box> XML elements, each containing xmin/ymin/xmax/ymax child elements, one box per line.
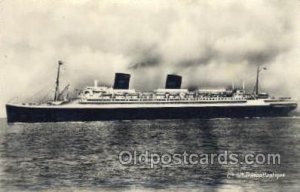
<box><xmin>54</xmin><ymin>60</ymin><xmax>63</xmax><ymax>101</ymax></box>
<box><xmin>255</xmin><ymin>65</ymin><xmax>259</xmax><ymax>95</ymax></box>
<box><xmin>254</xmin><ymin>65</ymin><xmax>267</xmax><ymax>95</ymax></box>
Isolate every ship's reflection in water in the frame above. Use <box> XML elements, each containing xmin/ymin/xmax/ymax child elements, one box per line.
<box><xmin>0</xmin><ymin>117</ymin><xmax>300</xmax><ymax>191</ymax></box>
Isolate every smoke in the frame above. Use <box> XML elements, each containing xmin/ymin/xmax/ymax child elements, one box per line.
<box><xmin>0</xmin><ymin>0</ymin><xmax>300</xmax><ymax>116</ymax></box>
<box><xmin>128</xmin><ymin>47</ymin><xmax>162</xmax><ymax>70</ymax></box>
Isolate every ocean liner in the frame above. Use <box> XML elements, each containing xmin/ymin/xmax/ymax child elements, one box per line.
<box><xmin>6</xmin><ymin>61</ymin><xmax>297</xmax><ymax>123</ymax></box>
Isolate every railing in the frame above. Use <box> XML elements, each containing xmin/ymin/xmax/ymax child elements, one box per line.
<box><xmin>79</xmin><ymin>97</ymin><xmax>248</xmax><ymax>104</ymax></box>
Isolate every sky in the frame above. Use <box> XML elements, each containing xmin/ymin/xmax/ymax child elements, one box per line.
<box><xmin>0</xmin><ymin>0</ymin><xmax>300</xmax><ymax>117</ymax></box>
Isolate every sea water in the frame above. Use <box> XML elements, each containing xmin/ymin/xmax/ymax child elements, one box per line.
<box><xmin>0</xmin><ymin>117</ymin><xmax>299</xmax><ymax>191</ymax></box>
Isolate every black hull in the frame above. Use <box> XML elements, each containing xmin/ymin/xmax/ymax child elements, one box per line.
<box><xmin>6</xmin><ymin>104</ymin><xmax>297</xmax><ymax>123</ymax></box>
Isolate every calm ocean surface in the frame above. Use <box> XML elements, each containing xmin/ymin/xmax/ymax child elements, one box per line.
<box><xmin>0</xmin><ymin>117</ymin><xmax>300</xmax><ymax>192</ymax></box>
